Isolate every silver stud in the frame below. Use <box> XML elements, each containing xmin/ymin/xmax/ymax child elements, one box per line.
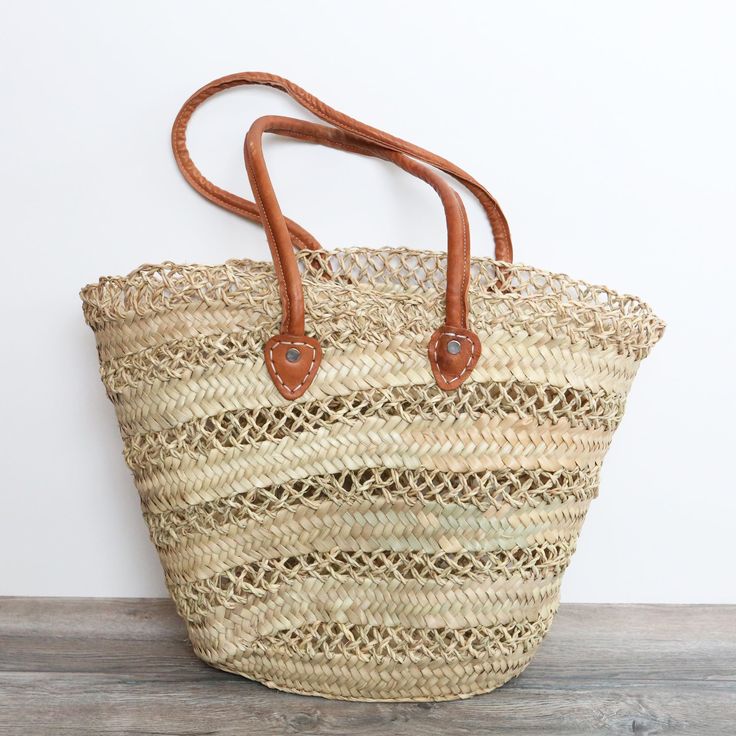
<box><xmin>285</xmin><ymin>347</ymin><xmax>301</xmax><ymax>363</ymax></box>
<box><xmin>447</xmin><ymin>339</ymin><xmax>461</xmax><ymax>355</ymax></box>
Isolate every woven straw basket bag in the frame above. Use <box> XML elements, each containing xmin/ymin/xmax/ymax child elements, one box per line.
<box><xmin>81</xmin><ymin>73</ymin><xmax>664</xmax><ymax>701</ymax></box>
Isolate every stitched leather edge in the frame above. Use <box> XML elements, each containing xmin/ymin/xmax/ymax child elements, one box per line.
<box><xmin>428</xmin><ymin>327</ymin><xmax>481</xmax><ymax>391</ymax></box>
<box><xmin>264</xmin><ymin>334</ymin><xmax>322</xmax><ymax>400</ymax></box>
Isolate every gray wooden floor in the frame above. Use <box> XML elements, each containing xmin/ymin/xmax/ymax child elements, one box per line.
<box><xmin>0</xmin><ymin>599</ymin><xmax>733</xmax><ymax>735</ymax></box>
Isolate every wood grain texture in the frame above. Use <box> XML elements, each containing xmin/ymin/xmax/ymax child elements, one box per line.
<box><xmin>0</xmin><ymin>599</ymin><xmax>733</xmax><ymax>735</ymax></box>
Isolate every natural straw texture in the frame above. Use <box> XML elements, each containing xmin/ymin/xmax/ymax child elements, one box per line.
<box><xmin>81</xmin><ymin>247</ymin><xmax>664</xmax><ymax>701</ymax></box>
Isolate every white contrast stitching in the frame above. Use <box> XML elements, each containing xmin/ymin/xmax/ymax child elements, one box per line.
<box><xmin>449</xmin><ymin>190</ymin><xmax>470</xmax><ymax>328</ymax></box>
<box><xmin>460</xmin><ymin>192</ymin><xmax>470</xmax><ymax>327</ymax></box>
<box><xmin>266</xmin><ymin>339</ymin><xmax>318</xmax><ymax>393</ymax></box>
<box><xmin>432</xmin><ymin>331</ymin><xmax>476</xmax><ymax>385</ymax></box>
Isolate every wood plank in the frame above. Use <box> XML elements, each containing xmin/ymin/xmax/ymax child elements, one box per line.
<box><xmin>0</xmin><ymin>598</ymin><xmax>734</xmax><ymax>736</ymax></box>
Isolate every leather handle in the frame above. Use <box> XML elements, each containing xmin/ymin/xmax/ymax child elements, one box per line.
<box><xmin>245</xmin><ymin>115</ymin><xmax>481</xmax><ymax>398</ymax></box>
<box><xmin>172</xmin><ymin>81</ymin><xmax>321</xmax><ymax>251</ymax></box>
<box><xmin>172</xmin><ymin>72</ymin><xmax>513</xmax><ymax>262</ymax></box>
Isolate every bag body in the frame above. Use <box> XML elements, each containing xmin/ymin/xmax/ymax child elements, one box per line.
<box><xmin>81</xmin><ymin>73</ymin><xmax>664</xmax><ymax>701</ymax></box>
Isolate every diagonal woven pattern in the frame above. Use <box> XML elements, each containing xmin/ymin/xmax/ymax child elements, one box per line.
<box><xmin>81</xmin><ymin>247</ymin><xmax>664</xmax><ymax>701</ymax></box>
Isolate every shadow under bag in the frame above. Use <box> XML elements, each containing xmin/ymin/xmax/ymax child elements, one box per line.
<box><xmin>81</xmin><ymin>72</ymin><xmax>664</xmax><ymax>701</ymax></box>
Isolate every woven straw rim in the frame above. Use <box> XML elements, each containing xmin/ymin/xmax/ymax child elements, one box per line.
<box><xmin>80</xmin><ymin>247</ymin><xmax>665</xmax><ymax>342</ymax></box>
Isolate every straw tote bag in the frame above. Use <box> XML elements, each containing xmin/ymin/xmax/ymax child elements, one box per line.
<box><xmin>80</xmin><ymin>72</ymin><xmax>665</xmax><ymax>701</ymax></box>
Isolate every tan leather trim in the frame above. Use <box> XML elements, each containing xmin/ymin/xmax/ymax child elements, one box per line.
<box><xmin>264</xmin><ymin>334</ymin><xmax>322</xmax><ymax>400</ymax></box>
<box><xmin>172</xmin><ymin>72</ymin><xmax>508</xmax><ymax>398</ymax></box>
<box><xmin>171</xmin><ymin>71</ymin><xmax>512</xmax><ymax>262</ymax></box>
<box><xmin>428</xmin><ymin>327</ymin><xmax>482</xmax><ymax>391</ymax></box>
<box><xmin>245</xmin><ymin>116</ymin><xmax>482</xmax><ymax>396</ymax></box>
<box><xmin>244</xmin><ymin>115</ymin><xmax>472</xmax><ymax>336</ymax></box>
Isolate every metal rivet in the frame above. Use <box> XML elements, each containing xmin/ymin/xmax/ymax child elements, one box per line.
<box><xmin>285</xmin><ymin>347</ymin><xmax>301</xmax><ymax>363</ymax></box>
<box><xmin>447</xmin><ymin>339</ymin><xmax>462</xmax><ymax>355</ymax></box>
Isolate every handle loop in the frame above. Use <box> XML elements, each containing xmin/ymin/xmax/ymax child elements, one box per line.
<box><xmin>244</xmin><ymin>116</ymin><xmax>481</xmax><ymax>398</ymax></box>
<box><xmin>172</xmin><ymin>72</ymin><xmax>513</xmax><ymax>262</ymax></box>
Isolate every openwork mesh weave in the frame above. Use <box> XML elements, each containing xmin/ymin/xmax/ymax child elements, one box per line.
<box><xmin>81</xmin><ymin>247</ymin><xmax>664</xmax><ymax>701</ymax></box>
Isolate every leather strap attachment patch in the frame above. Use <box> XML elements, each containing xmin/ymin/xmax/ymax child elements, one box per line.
<box><xmin>264</xmin><ymin>334</ymin><xmax>322</xmax><ymax>400</ymax></box>
<box><xmin>427</xmin><ymin>326</ymin><xmax>481</xmax><ymax>391</ymax></box>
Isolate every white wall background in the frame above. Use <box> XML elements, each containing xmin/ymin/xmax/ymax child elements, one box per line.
<box><xmin>1</xmin><ymin>1</ymin><xmax>734</xmax><ymax>603</ymax></box>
